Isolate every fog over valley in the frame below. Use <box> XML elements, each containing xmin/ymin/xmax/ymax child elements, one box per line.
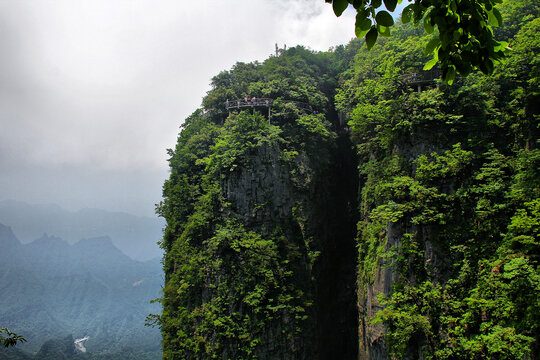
<box><xmin>0</xmin><ymin>221</ymin><xmax>162</xmax><ymax>359</ymax></box>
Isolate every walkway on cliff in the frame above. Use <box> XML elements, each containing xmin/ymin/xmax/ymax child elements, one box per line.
<box><xmin>225</xmin><ymin>98</ymin><xmax>315</xmax><ymax>115</ymax></box>
<box><xmin>398</xmin><ymin>68</ymin><xmax>441</xmax><ymax>92</ymax></box>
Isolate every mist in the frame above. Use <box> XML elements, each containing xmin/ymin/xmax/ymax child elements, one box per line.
<box><xmin>0</xmin><ymin>0</ymin><xmax>356</xmax><ymax>216</ymax></box>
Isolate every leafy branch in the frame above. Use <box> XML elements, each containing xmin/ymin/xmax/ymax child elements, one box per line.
<box><xmin>0</xmin><ymin>327</ymin><xmax>26</xmax><ymax>348</ymax></box>
<box><xmin>326</xmin><ymin>0</ymin><xmax>511</xmax><ymax>83</ymax></box>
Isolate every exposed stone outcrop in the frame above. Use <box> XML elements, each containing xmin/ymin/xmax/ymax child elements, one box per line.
<box><xmin>223</xmin><ymin>143</ymin><xmax>296</xmax><ymax>225</ymax></box>
<box><xmin>221</xmin><ymin>135</ymin><xmax>360</xmax><ymax>359</ymax></box>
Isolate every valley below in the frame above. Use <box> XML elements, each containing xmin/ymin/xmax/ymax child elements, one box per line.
<box><xmin>0</xmin><ymin>215</ymin><xmax>163</xmax><ymax>360</ymax></box>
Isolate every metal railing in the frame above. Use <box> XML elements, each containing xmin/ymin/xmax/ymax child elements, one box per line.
<box><xmin>225</xmin><ymin>98</ymin><xmax>314</xmax><ymax>114</ymax></box>
<box><xmin>226</xmin><ymin>98</ymin><xmax>273</xmax><ymax>109</ymax></box>
<box><xmin>399</xmin><ymin>69</ymin><xmax>441</xmax><ymax>84</ymax></box>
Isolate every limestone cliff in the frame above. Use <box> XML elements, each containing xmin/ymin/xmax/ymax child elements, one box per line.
<box><xmin>159</xmin><ymin>102</ymin><xmax>360</xmax><ymax>358</ymax></box>
<box><xmin>160</xmin><ymin>14</ymin><xmax>539</xmax><ymax>357</ymax></box>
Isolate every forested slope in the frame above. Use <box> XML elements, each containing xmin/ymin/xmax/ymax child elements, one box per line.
<box><xmin>158</xmin><ymin>1</ymin><xmax>538</xmax><ymax>359</ymax></box>
<box><xmin>0</xmin><ymin>224</ymin><xmax>161</xmax><ymax>359</ymax></box>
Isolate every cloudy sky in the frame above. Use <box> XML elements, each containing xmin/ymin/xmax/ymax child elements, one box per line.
<box><xmin>0</xmin><ymin>0</ymin><xmax>361</xmax><ymax>217</ymax></box>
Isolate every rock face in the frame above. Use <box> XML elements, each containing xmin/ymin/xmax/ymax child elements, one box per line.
<box><xmin>160</xmin><ymin>105</ymin><xmax>360</xmax><ymax>359</ymax></box>
<box><xmin>223</xmin><ymin>143</ymin><xmax>295</xmax><ymax>225</ymax></box>
<box><xmin>222</xmin><ymin>143</ymin><xmax>322</xmax><ymax>359</ymax></box>
<box><xmin>224</xmin><ymin>137</ymin><xmax>361</xmax><ymax>359</ymax></box>
<box><xmin>358</xmin><ymin>223</ymin><xmax>400</xmax><ymax>360</ymax></box>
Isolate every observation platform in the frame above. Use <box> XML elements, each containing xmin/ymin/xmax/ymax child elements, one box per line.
<box><xmin>226</xmin><ymin>98</ymin><xmax>315</xmax><ymax>114</ymax></box>
<box><xmin>226</xmin><ymin>98</ymin><xmax>273</xmax><ymax>110</ymax></box>
<box><xmin>398</xmin><ymin>69</ymin><xmax>440</xmax><ymax>91</ymax></box>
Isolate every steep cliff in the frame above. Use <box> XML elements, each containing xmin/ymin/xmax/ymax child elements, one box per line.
<box><xmin>335</xmin><ymin>2</ymin><xmax>539</xmax><ymax>358</ymax></box>
<box><xmin>160</xmin><ymin>3</ymin><xmax>538</xmax><ymax>358</ymax></box>
<box><xmin>158</xmin><ymin>47</ymin><xmax>362</xmax><ymax>359</ymax></box>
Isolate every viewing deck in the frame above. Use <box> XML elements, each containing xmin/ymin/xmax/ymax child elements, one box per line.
<box><xmin>226</xmin><ymin>98</ymin><xmax>315</xmax><ymax>114</ymax></box>
<box><xmin>226</xmin><ymin>98</ymin><xmax>273</xmax><ymax>110</ymax></box>
<box><xmin>399</xmin><ymin>69</ymin><xmax>441</xmax><ymax>91</ymax></box>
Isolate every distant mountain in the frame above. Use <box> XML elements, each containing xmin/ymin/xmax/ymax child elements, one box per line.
<box><xmin>0</xmin><ymin>200</ymin><xmax>164</xmax><ymax>261</ymax></box>
<box><xmin>0</xmin><ymin>224</ymin><xmax>162</xmax><ymax>358</ymax></box>
<box><xmin>0</xmin><ymin>222</ymin><xmax>19</xmax><ymax>250</ymax></box>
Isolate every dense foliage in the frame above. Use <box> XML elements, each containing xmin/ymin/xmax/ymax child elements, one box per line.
<box><xmin>160</xmin><ymin>1</ymin><xmax>538</xmax><ymax>358</ymax></box>
<box><xmin>335</xmin><ymin>0</ymin><xmax>539</xmax><ymax>358</ymax></box>
<box><xmin>327</xmin><ymin>0</ymin><xmax>511</xmax><ymax>83</ymax></box>
<box><xmin>157</xmin><ymin>45</ymin><xmax>361</xmax><ymax>359</ymax></box>
<box><xmin>0</xmin><ymin>328</ymin><xmax>26</xmax><ymax>348</ymax></box>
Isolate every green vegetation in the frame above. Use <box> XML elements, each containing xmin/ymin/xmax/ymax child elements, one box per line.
<box><xmin>327</xmin><ymin>0</ymin><xmax>511</xmax><ymax>83</ymax></box>
<box><xmin>0</xmin><ymin>328</ymin><xmax>26</xmax><ymax>348</ymax></box>
<box><xmin>339</xmin><ymin>0</ymin><xmax>539</xmax><ymax>358</ymax></box>
<box><xmin>160</xmin><ymin>1</ymin><xmax>538</xmax><ymax>358</ymax></box>
<box><xmin>0</xmin><ymin>226</ymin><xmax>161</xmax><ymax>359</ymax></box>
<box><xmin>157</xmin><ymin>46</ymin><xmax>356</xmax><ymax>359</ymax></box>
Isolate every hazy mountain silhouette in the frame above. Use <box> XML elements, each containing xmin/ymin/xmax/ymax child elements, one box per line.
<box><xmin>0</xmin><ymin>200</ymin><xmax>163</xmax><ymax>261</ymax></box>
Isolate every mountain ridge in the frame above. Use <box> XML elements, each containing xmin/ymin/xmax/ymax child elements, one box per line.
<box><xmin>0</xmin><ymin>199</ymin><xmax>163</xmax><ymax>261</ymax></box>
<box><xmin>0</xmin><ymin>222</ymin><xmax>162</xmax><ymax>357</ymax></box>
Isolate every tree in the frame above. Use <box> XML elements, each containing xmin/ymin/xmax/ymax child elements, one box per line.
<box><xmin>0</xmin><ymin>327</ymin><xmax>26</xmax><ymax>348</ymax></box>
<box><xmin>326</xmin><ymin>0</ymin><xmax>510</xmax><ymax>84</ymax></box>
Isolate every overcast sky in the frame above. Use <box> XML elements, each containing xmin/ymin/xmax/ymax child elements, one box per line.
<box><xmin>0</xmin><ymin>0</ymin><xmax>362</xmax><ymax>217</ymax></box>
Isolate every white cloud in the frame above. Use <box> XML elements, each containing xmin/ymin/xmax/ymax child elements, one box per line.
<box><xmin>0</xmin><ymin>0</ymin><xmax>357</xmax><ymax>215</ymax></box>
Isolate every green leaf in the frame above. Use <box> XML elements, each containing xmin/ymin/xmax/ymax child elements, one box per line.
<box><xmin>351</xmin><ymin>0</ymin><xmax>363</xmax><ymax>8</ymax></box>
<box><xmin>378</xmin><ymin>25</ymin><xmax>391</xmax><ymax>37</ymax></box>
<box><xmin>355</xmin><ymin>15</ymin><xmax>372</xmax><ymax>37</ymax></box>
<box><xmin>488</xmin><ymin>8</ymin><xmax>503</xmax><ymax>27</ymax></box>
<box><xmin>454</xmin><ymin>57</ymin><xmax>471</xmax><ymax>76</ymax></box>
<box><xmin>365</xmin><ymin>27</ymin><xmax>378</xmax><ymax>50</ymax></box>
<box><xmin>450</xmin><ymin>0</ymin><xmax>457</xmax><ymax>12</ymax></box>
<box><xmin>355</xmin><ymin>26</ymin><xmax>370</xmax><ymax>38</ymax></box>
<box><xmin>356</xmin><ymin>14</ymin><xmax>372</xmax><ymax>30</ymax></box>
<box><xmin>401</xmin><ymin>5</ymin><xmax>414</xmax><ymax>24</ymax></box>
<box><xmin>493</xmin><ymin>41</ymin><xmax>509</xmax><ymax>52</ymax></box>
<box><xmin>425</xmin><ymin>38</ymin><xmax>441</xmax><ymax>56</ymax></box>
<box><xmin>479</xmin><ymin>60</ymin><xmax>489</xmax><ymax>74</ymax></box>
<box><xmin>443</xmin><ymin>66</ymin><xmax>456</xmax><ymax>85</ymax></box>
<box><xmin>383</xmin><ymin>0</ymin><xmax>398</xmax><ymax>12</ymax></box>
<box><xmin>372</xmin><ymin>0</ymin><xmax>382</xmax><ymax>8</ymax></box>
<box><xmin>333</xmin><ymin>0</ymin><xmax>349</xmax><ymax>17</ymax></box>
<box><xmin>452</xmin><ymin>29</ymin><xmax>461</xmax><ymax>41</ymax></box>
<box><xmin>424</xmin><ymin>17</ymin><xmax>434</xmax><ymax>34</ymax></box>
<box><xmin>423</xmin><ymin>57</ymin><xmax>438</xmax><ymax>70</ymax></box>
<box><xmin>493</xmin><ymin>8</ymin><xmax>503</xmax><ymax>26</ymax></box>
<box><xmin>485</xmin><ymin>59</ymin><xmax>494</xmax><ymax>74</ymax></box>
<box><xmin>375</xmin><ymin>10</ymin><xmax>394</xmax><ymax>27</ymax></box>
